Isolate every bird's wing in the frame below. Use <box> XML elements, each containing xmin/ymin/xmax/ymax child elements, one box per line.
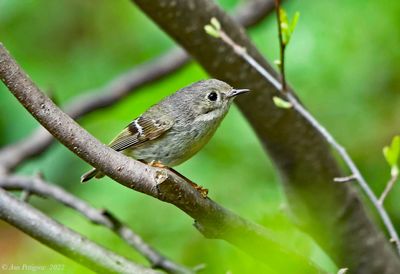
<box><xmin>108</xmin><ymin>115</ymin><xmax>174</xmax><ymax>151</ymax></box>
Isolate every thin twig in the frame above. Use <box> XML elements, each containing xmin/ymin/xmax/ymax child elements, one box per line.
<box><xmin>0</xmin><ymin>0</ymin><xmax>276</xmax><ymax>173</ymax></box>
<box><xmin>0</xmin><ymin>174</ymin><xmax>193</xmax><ymax>274</ymax></box>
<box><xmin>0</xmin><ymin>42</ymin><xmax>324</xmax><ymax>273</ymax></box>
<box><xmin>215</xmin><ymin>24</ymin><xmax>400</xmax><ymax>255</ymax></box>
<box><xmin>19</xmin><ymin>190</ymin><xmax>31</xmax><ymax>202</ymax></box>
<box><xmin>274</xmin><ymin>0</ymin><xmax>287</xmax><ymax>91</ymax></box>
<box><xmin>379</xmin><ymin>170</ymin><xmax>399</xmax><ymax>205</ymax></box>
<box><xmin>0</xmin><ymin>188</ymin><xmax>157</xmax><ymax>274</ymax></box>
<box><xmin>333</xmin><ymin>175</ymin><xmax>357</xmax><ymax>183</ymax></box>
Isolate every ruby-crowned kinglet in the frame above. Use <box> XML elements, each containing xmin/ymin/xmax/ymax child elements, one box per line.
<box><xmin>81</xmin><ymin>79</ymin><xmax>249</xmax><ymax>182</ymax></box>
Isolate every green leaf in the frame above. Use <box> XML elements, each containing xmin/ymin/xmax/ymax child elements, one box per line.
<box><xmin>279</xmin><ymin>8</ymin><xmax>290</xmax><ymax>45</ymax></box>
<box><xmin>278</xmin><ymin>8</ymin><xmax>300</xmax><ymax>45</ymax></box>
<box><xmin>274</xmin><ymin>59</ymin><xmax>281</xmax><ymax>66</ymax></box>
<box><xmin>290</xmin><ymin>12</ymin><xmax>300</xmax><ymax>35</ymax></box>
<box><xmin>383</xmin><ymin>146</ymin><xmax>390</xmax><ymax>163</ymax></box>
<box><xmin>273</xmin><ymin>96</ymin><xmax>292</xmax><ymax>109</ymax></box>
<box><xmin>383</xmin><ymin>135</ymin><xmax>400</xmax><ymax>168</ymax></box>
<box><xmin>204</xmin><ymin>24</ymin><xmax>220</xmax><ymax>38</ymax></box>
<box><xmin>279</xmin><ymin>8</ymin><xmax>288</xmax><ymax>26</ymax></box>
<box><xmin>210</xmin><ymin>17</ymin><xmax>221</xmax><ymax>31</ymax></box>
<box><xmin>392</xmin><ymin>166</ymin><xmax>399</xmax><ymax>177</ymax></box>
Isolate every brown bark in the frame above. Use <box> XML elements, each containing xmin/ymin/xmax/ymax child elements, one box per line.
<box><xmin>0</xmin><ymin>188</ymin><xmax>157</xmax><ymax>274</ymax></box>
<box><xmin>130</xmin><ymin>0</ymin><xmax>400</xmax><ymax>273</ymax></box>
<box><xmin>0</xmin><ymin>174</ymin><xmax>193</xmax><ymax>274</ymax></box>
<box><xmin>0</xmin><ymin>43</ymin><xmax>323</xmax><ymax>274</ymax></box>
<box><xmin>0</xmin><ymin>0</ymin><xmax>275</xmax><ymax>173</ymax></box>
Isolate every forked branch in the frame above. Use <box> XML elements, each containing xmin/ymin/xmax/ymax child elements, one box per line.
<box><xmin>0</xmin><ymin>188</ymin><xmax>157</xmax><ymax>274</ymax></box>
<box><xmin>0</xmin><ymin>0</ymin><xmax>277</xmax><ymax>173</ymax></box>
<box><xmin>204</xmin><ymin>15</ymin><xmax>400</xmax><ymax>254</ymax></box>
<box><xmin>0</xmin><ymin>174</ymin><xmax>193</xmax><ymax>274</ymax></box>
<box><xmin>0</xmin><ymin>43</ymin><xmax>324</xmax><ymax>274</ymax></box>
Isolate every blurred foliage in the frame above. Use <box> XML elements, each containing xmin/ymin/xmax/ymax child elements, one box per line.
<box><xmin>383</xmin><ymin>135</ymin><xmax>400</xmax><ymax>175</ymax></box>
<box><xmin>277</xmin><ymin>8</ymin><xmax>300</xmax><ymax>46</ymax></box>
<box><xmin>0</xmin><ymin>0</ymin><xmax>399</xmax><ymax>273</ymax></box>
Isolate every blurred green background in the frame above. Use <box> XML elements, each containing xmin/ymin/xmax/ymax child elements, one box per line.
<box><xmin>0</xmin><ymin>0</ymin><xmax>399</xmax><ymax>273</ymax></box>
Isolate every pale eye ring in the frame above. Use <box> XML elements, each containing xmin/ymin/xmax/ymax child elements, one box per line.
<box><xmin>207</xmin><ymin>91</ymin><xmax>218</xmax><ymax>101</ymax></box>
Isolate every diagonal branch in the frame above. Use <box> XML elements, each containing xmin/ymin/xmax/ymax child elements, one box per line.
<box><xmin>0</xmin><ymin>43</ymin><xmax>324</xmax><ymax>273</ymax></box>
<box><xmin>0</xmin><ymin>174</ymin><xmax>193</xmax><ymax>274</ymax></box>
<box><xmin>0</xmin><ymin>48</ymin><xmax>188</xmax><ymax>173</ymax></box>
<box><xmin>0</xmin><ymin>188</ymin><xmax>157</xmax><ymax>274</ymax></box>
<box><xmin>213</xmin><ymin>24</ymin><xmax>400</xmax><ymax>255</ymax></box>
<box><xmin>379</xmin><ymin>169</ymin><xmax>399</xmax><ymax>205</ymax></box>
<box><xmin>0</xmin><ymin>0</ymin><xmax>276</xmax><ymax>173</ymax></box>
<box><xmin>129</xmin><ymin>0</ymin><xmax>400</xmax><ymax>272</ymax></box>
<box><xmin>226</xmin><ymin>0</ymin><xmax>400</xmax><ymax>255</ymax></box>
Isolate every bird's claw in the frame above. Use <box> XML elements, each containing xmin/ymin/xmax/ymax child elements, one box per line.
<box><xmin>147</xmin><ymin>160</ymin><xmax>167</xmax><ymax>168</ymax></box>
<box><xmin>189</xmin><ymin>181</ymin><xmax>208</xmax><ymax>198</ymax></box>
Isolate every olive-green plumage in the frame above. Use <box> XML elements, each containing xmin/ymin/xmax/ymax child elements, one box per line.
<box><xmin>81</xmin><ymin>79</ymin><xmax>249</xmax><ymax>182</ymax></box>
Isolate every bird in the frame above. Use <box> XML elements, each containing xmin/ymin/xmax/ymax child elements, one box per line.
<box><xmin>80</xmin><ymin>79</ymin><xmax>249</xmax><ymax>190</ymax></box>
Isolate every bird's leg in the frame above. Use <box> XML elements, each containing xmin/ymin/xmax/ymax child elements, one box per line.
<box><xmin>168</xmin><ymin>168</ymin><xmax>209</xmax><ymax>198</ymax></box>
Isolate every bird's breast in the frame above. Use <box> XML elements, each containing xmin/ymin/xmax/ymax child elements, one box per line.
<box><xmin>127</xmin><ymin>118</ymin><xmax>222</xmax><ymax>166</ymax></box>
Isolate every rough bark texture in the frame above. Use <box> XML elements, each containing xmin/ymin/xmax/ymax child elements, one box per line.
<box><xmin>131</xmin><ymin>0</ymin><xmax>400</xmax><ymax>273</ymax></box>
<box><xmin>0</xmin><ymin>188</ymin><xmax>156</xmax><ymax>274</ymax></box>
<box><xmin>0</xmin><ymin>48</ymin><xmax>188</xmax><ymax>172</ymax></box>
<box><xmin>0</xmin><ymin>175</ymin><xmax>193</xmax><ymax>274</ymax></box>
<box><xmin>0</xmin><ymin>0</ymin><xmax>275</xmax><ymax>173</ymax></box>
<box><xmin>0</xmin><ymin>44</ymin><xmax>323</xmax><ymax>273</ymax></box>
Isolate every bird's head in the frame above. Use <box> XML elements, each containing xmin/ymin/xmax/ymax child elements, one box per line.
<box><xmin>178</xmin><ymin>79</ymin><xmax>250</xmax><ymax>120</ymax></box>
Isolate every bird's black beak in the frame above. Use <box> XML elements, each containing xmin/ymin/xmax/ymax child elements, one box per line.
<box><xmin>227</xmin><ymin>88</ymin><xmax>250</xmax><ymax>98</ymax></box>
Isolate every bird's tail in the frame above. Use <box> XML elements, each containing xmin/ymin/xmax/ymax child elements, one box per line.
<box><xmin>80</xmin><ymin>168</ymin><xmax>104</xmax><ymax>183</ymax></box>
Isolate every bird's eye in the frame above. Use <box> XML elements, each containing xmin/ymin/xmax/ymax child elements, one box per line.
<box><xmin>207</xmin><ymin>92</ymin><xmax>218</xmax><ymax>101</ymax></box>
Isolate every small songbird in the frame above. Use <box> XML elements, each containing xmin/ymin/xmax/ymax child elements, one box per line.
<box><xmin>81</xmin><ymin>79</ymin><xmax>249</xmax><ymax>183</ymax></box>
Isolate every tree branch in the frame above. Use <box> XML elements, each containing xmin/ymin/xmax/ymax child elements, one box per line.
<box><xmin>0</xmin><ymin>174</ymin><xmax>193</xmax><ymax>274</ymax></box>
<box><xmin>129</xmin><ymin>0</ymin><xmax>400</xmax><ymax>272</ymax></box>
<box><xmin>0</xmin><ymin>0</ymin><xmax>276</xmax><ymax>173</ymax></box>
<box><xmin>0</xmin><ymin>48</ymin><xmax>188</xmax><ymax>173</ymax></box>
<box><xmin>0</xmin><ymin>188</ymin><xmax>157</xmax><ymax>274</ymax></box>
<box><xmin>379</xmin><ymin>169</ymin><xmax>399</xmax><ymax>205</ymax></box>
<box><xmin>210</xmin><ymin>23</ymin><xmax>400</xmax><ymax>255</ymax></box>
<box><xmin>0</xmin><ymin>43</ymin><xmax>323</xmax><ymax>273</ymax></box>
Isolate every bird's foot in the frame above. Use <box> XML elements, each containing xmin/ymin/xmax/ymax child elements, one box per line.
<box><xmin>166</xmin><ymin>168</ymin><xmax>209</xmax><ymax>198</ymax></box>
<box><xmin>145</xmin><ymin>163</ymin><xmax>209</xmax><ymax>198</ymax></box>
<box><xmin>147</xmin><ymin>160</ymin><xmax>167</xmax><ymax>168</ymax></box>
<box><xmin>189</xmin><ymin>181</ymin><xmax>209</xmax><ymax>198</ymax></box>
